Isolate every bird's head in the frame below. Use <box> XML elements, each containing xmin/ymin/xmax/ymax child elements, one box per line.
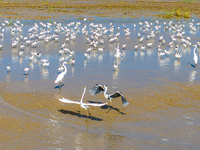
<box><xmin>63</xmin><ymin>62</ymin><xmax>69</xmax><ymax>65</ymax></box>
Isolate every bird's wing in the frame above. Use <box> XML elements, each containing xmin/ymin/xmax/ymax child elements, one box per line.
<box><xmin>83</xmin><ymin>102</ymin><xmax>108</xmax><ymax>107</ymax></box>
<box><xmin>109</xmin><ymin>91</ymin><xmax>129</xmax><ymax>106</ymax></box>
<box><xmin>109</xmin><ymin>91</ymin><xmax>123</xmax><ymax>98</ymax></box>
<box><xmin>89</xmin><ymin>84</ymin><xmax>104</xmax><ymax>96</ymax></box>
<box><xmin>55</xmin><ymin>72</ymin><xmax>64</xmax><ymax>83</ymax></box>
<box><xmin>58</xmin><ymin>98</ymin><xmax>80</xmax><ymax>104</ymax></box>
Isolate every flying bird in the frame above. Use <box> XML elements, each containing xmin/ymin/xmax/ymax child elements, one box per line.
<box><xmin>89</xmin><ymin>84</ymin><xmax>129</xmax><ymax>106</ymax></box>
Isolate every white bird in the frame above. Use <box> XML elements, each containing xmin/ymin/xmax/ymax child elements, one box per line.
<box><xmin>193</xmin><ymin>45</ymin><xmax>198</xmax><ymax>67</ymax></box>
<box><xmin>59</xmin><ymin>87</ymin><xmax>108</xmax><ymax>117</ymax></box>
<box><xmin>24</xmin><ymin>66</ymin><xmax>30</xmax><ymax>75</ymax></box>
<box><xmin>113</xmin><ymin>64</ymin><xmax>118</xmax><ymax>70</ymax></box>
<box><xmin>89</xmin><ymin>84</ymin><xmax>129</xmax><ymax>106</ymax></box>
<box><xmin>71</xmin><ymin>57</ymin><xmax>75</xmax><ymax>66</ymax></box>
<box><xmin>174</xmin><ymin>52</ymin><xmax>182</xmax><ymax>59</ymax></box>
<box><xmin>7</xmin><ymin>64</ymin><xmax>10</xmax><ymax>72</ymax></box>
<box><xmin>58</xmin><ymin>65</ymin><xmax>65</xmax><ymax>72</ymax></box>
<box><xmin>55</xmin><ymin>62</ymin><xmax>69</xmax><ymax>90</ymax></box>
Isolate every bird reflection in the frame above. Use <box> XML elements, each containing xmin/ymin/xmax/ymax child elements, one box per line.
<box><xmin>84</xmin><ymin>59</ymin><xmax>87</xmax><ymax>69</ymax></box>
<box><xmin>30</xmin><ymin>61</ymin><xmax>34</xmax><ymax>70</ymax></box>
<box><xmin>74</xmin><ymin>133</ymin><xmax>83</xmax><ymax>149</ymax></box>
<box><xmin>98</xmin><ymin>53</ymin><xmax>103</xmax><ymax>62</ymax></box>
<box><xmin>174</xmin><ymin>59</ymin><xmax>181</xmax><ymax>71</ymax></box>
<box><xmin>41</xmin><ymin>68</ymin><xmax>49</xmax><ymax>79</ymax></box>
<box><xmin>158</xmin><ymin>57</ymin><xmax>170</xmax><ymax>67</ymax></box>
<box><xmin>188</xmin><ymin>70</ymin><xmax>196</xmax><ymax>83</ymax></box>
<box><xmin>112</xmin><ymin>69</ymin><xmax>119</xmax><ymax>80</ymax></box>
<box><xmin>45</xmin><ymin>118</ymin><xmax>63</xmax><ymax>146</ymax></box>
<box><xmin>6</xmin><ymin>73</ymin><xmax>10</xmax><ymax>82</ymax></box>
<box><xmin>19</xmin><ymin>57</ymin><xmax>23</xmax><ymax>64</ymax></box>
<box><xmin>71</xmin><ymin>66</ymin><xmax>75</xmax><ymax>76</ymax></box>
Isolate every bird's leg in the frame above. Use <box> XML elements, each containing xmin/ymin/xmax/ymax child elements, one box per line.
<box><xmin>88</xmin><ymin>108</ymin><xmax>91</xmax><ymax>116</ymax></box>
<box><xmin>59</xmin><ymin>83</ymin><xmax>61</xmax><ymax>91</ymax></box>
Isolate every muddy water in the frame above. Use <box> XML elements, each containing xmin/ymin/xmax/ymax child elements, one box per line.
<box><xmin>1</xmin><ymin>17</ymin><xmax>200</xmax><ymax>149</ymax></box>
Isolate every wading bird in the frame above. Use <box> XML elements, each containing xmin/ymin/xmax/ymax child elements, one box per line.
<box><xmin>55</xmin><ymin>62</ymin><xmax>69</xmax><ymax>90</ymax></box>
<box><xmin>89</xmin><ymin>84</ymin><xmax>129</xmax><ymax>106</ymax></box>
<box><xmin>24</xmin><ymin>66</ymin><xmax>30</xmax><ymax>75</ymax></box>
<box><xmin>59</xmin><ymin>87</ymin><xmax>107</xmax><ymax>117</ymax></box>
<box><xmin>7</xmin><ymin>64</ymin><xmax>10</xmax><ymax>72</ymax></box>
<box><xmin>193</xmin><ymin>44</ymin><xmax>198</xmax><ymax>67</ymax></box>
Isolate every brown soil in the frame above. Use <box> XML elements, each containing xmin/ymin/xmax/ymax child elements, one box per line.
<box><xmin>0</xmin><ymin>0</ymin><xmax>200</xmax><ymax>20</ymax></box>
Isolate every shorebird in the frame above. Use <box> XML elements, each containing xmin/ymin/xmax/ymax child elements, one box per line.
<box><xmin>55</xmin><ymin>62</ymin><xmax>69</xmax><ymax>90</ymax></box>
<box><xmin>89</xmin><ymin>84</ymin><xmax>129</xmax><ymax>106</ymax></box>
<box><xmin>59</xmin><ymin>87</ymin><xmax>107</xmax><ymax>117</ymax></box>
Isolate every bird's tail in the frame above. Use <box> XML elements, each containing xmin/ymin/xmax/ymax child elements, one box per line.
<box><xmin>121</xmin><ymin>96</ymin><xmax>129</xmax><ymax>106</ymax></box>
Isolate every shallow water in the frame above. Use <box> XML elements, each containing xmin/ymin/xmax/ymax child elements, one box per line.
<box><xmin>1</xmin><ymin>17</ymin><xmax>200</xmax><ymax>149</ymax></box>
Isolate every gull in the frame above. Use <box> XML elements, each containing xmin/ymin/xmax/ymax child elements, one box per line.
<box><xmin>71</xmin><ymin>57</ymin><xmax>75</xmax><ymax>66</ymax></box>
<box><xmin>7</xmin><ymin>64</ymin><xmax>10</xmax><ymax>72</ymax></box>
<box><xmin>59</xmin><ymin>87</ymin><xmax>107</xmax><ymax>117</ymax></box>
<box><xmin>89</xmin><ymin>84</ymin><xmax>129</xmax><ymax>106</ymax></box>
<box><xmin>24</xmin><ymin>66</ymin><xmax>30</xmax><ymax>75</ymax></box>
<box><xmin>42</xmin><ymin>62</ymin><xmax>50</xmax><ymax>67</ymax></box>
<box><xmin>174</xmin><ymin>52</ymin><xmax>182</xmax><ymax>59</ymax></box>
<box><xmin>31</xmin><ymin>40</ymin><xmax>38</xmax><ymax>48</ymax></box>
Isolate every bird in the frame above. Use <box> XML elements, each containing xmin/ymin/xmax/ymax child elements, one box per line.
<box><xmin>24</xmin><ymin>66</ymin><xmax>30</xmax><ymax>75</ymax></box>
<box><xmin>89</xmin><ymin>84</ymin><xmax>129</xmax><ymax>106</ymax></box>
<box><xmin>58</xmin><ymin>87</ymin><xmax>107</xmax><ymax>117</ymax></box>
<box><xmin>7</xmin><ymin>64</ymin><xmax>10</xmax><ymax>72</ymax></box>
<box><xmin>193</xmin><ymin>45</ymin><xmax>198</xmax><ymax>67</ymax></box>
<box><xmin>113</xmin><ymin>64</ymin><xmax>118</xmax><ymax>70</ymax></box>
<box><xmin>174</xmin><ymin>52</ymin><xmax>182</xmax><ymax>59</ymax></box>
<box><xmin>55</xmin><ymin>62</ymin><xmax>69</xmax><ymax>90</ymax></box>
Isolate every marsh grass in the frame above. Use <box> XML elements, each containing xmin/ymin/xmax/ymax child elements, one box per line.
<box><xmin>160</xmin><ymin>8</ymin><xmax>191</xmax><ymax>19</ymax></box>
<box><xmin>9</xmin><ymin>19</ymin><xmax>14</xmax><ymax>25</ymax></box>
<box><xmin>182</xmin><ymin>0</ymin><xmax>196</xmax><ymax>3</ymax></box>
<box><xmin>48</xmin><ymin>6</ymin><xmax>53</xmax><ymax>11</ymax></box>
<box><xmin>57</xmin><ymin>0</ymin><xmax>61</xmax><ymax>4</ymax></box>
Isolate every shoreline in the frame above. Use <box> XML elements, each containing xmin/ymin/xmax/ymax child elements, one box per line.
<box><xmin>0</xmin><ymin>0</ymin><xmax>200</xmax><ymax>20</ymax></box>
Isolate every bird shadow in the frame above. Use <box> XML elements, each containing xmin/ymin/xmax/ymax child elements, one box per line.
<box><xmin>101</xmin><ymin>105</ymin><xmax>126</xmax><ymax>115</ymax></box>
<box><xmin>54</xmin><ymin>83</ymin><xmax>64</xmax><ymax>89</ymax></box>
<box><xmin>189</xmin><ymin>63</ymin><xmax>196</xmax><ymax>68</ymax></box>
<box><xmin>58</xmin><ymin>109</ymin><xmax>103</xmax><ymax>121</ymax></box>
<box><xmin>87</xmin><ymin>101</ymin><xmax>126</xmax><ymax>115</ymax></box>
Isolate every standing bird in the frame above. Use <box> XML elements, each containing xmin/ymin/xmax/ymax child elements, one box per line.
<box><xmin>58</xmin><ymin>87</ymin><xmax>107</xmax><ymax>117</ymax></box>
<box><xmin>55</xmin><ymin>62</ymin><xmax>69</xmax><ymax>90</ymax></box>
<box><xmin>193</xmin><ymin>45</ymin><xmax>198</xmax><ymax>67</ymax></box>
<box><xmin>89</xmin><ymin>84</ymin><xmax>129</xmax><ymax>106</ymax></box>
<box><xmin>7</xmin><ymin>64</ymin><xmax>11</xmax><ymax>72</ymax></box>
<box><xmin>24</xmin><ymin>66</ymin><xmax>30</xmax><ymax>75</ymax></box>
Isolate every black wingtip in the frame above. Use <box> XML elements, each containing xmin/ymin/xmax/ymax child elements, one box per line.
<box><xmin>122</xmin><ymin>96</ymin><xmax>129</xmax><ymax>106</ymax></box>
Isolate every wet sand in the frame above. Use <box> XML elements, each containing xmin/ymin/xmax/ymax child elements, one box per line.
<box><xmin>1</xmin><ymin>80</ymin><xmax>200</xmax><ymax>149</ymax></box>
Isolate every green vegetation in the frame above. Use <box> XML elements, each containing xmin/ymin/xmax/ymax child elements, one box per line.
<box><xmin>9</xmin><ymin>19</ymin><xmax>14</xmax><ymax>25</ymax></box>
<box><xmin>48</xmin><ymin>6</ymin><xmax>53</xmax><ymax>11</ymax></box>
<box><xmin>57</xmin><ymin>0</ymin><xmax>61</xmax><ymax>4</ymax></box>
<box><xmin>160</xmin><ymin>9</ymin><xmax>191</xmax><ymax>19</ymax></box>
<box><xmin>182</xmin><ymin>0</ymin><xmax>196</xmax><ymax>3</ymax></box>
